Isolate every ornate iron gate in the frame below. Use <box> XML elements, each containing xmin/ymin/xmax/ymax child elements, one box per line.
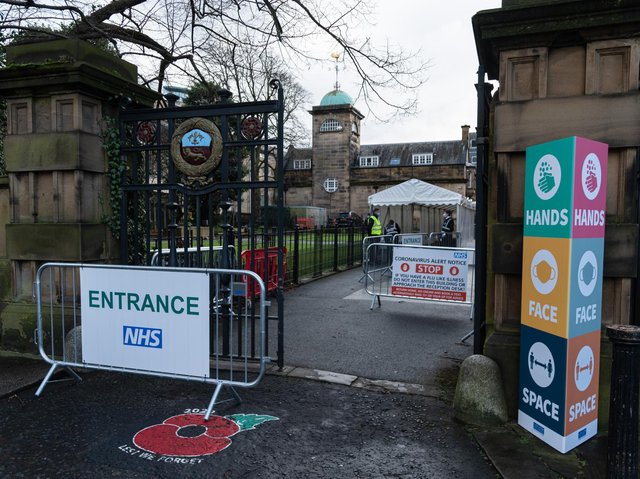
<box><xmin>117</xmin><ymin>81</ymin><xmax>285</xmax><ymax>368</ymax></box>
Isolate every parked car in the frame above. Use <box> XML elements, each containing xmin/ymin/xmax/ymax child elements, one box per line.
<box><xmin>334</xmin><ymin>211</ymin><xmax>363</xmax><ymax>227</ymax></box>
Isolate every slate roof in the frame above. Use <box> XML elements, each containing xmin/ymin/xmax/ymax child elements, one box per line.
<box><xmin>284</xmin><ymin>139</ymin><xmax>467</xmax><ymax>171</ymax></box>
<box><xmin>284</xmin><ymin>146</ymin><xmax>313</xmax><ymax>170</ymax></box>
<box><xmin>355</xmin><ymin>140</ymin><xmax>466</xmax><ymax>167</ymax></box>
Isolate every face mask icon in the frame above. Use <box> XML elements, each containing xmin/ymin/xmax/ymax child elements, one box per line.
<box><xmin>577</xmin><ymin>250</ymin><xmax>598</xmax><ymax>297</ymax></box>
<box><xmin>533</xmin><ymin>260</ymin><xmax>556</xmax><ymax>284</ymax></box>
<box><xmin>579</xmin><ymin>261</ymin><xmax>596</xmax><ymax>286</ymax></box>
<box><xmin>530</xmin><ymin>249</ymin><xmax>558</xmax><ymax>295</ymax></box>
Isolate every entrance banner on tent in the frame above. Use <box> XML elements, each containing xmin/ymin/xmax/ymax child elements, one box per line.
<box><xmin>390</xmin><ymin>246</ymin><xmax>469</xmax><ymax>302</ymax></box>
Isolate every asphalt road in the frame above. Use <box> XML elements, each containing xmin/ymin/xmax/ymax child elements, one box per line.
<box><xmin>280</xmin><ymin>267</ymin><xmax>475</xmax><ymax>386</ymax></box>
<box><xmin>0</xmin><ymin>372</ymin><xmax>496</xmax><ymax>478</ymax></box>
<box><xmin>0</xmin><ymin>267</ymin><xmax>496</xmax><ymax>478</ymax></box>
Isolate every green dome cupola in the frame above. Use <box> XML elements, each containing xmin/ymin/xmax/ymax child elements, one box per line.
<box><xmin>320</xmin><ymin>89</ymin><xmax>353</xmax><ymax>106</ymax></box>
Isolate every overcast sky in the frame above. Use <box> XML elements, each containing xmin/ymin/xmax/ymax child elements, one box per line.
<box><xmin>299</xmin><ymin>1</ymin><xmax>502</xmax><ymax>145</ymax></box>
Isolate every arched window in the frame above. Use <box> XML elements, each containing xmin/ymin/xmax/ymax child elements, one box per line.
<box><xmin>320</xmin><ymin>119</ymin><xmax>343</xmax><ymax>132</ymax></box>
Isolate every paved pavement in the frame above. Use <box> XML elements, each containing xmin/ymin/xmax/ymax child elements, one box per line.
<box><xmin>0</xmin><ymin>267</ymin><xmax>608</xmax><ymax>478</ymax></box>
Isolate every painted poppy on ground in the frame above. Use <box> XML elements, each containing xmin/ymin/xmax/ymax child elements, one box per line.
<box><xmin>133</xmin><ymin>413</ymin><xmax>278</xmax><ymax>457</ymax></box>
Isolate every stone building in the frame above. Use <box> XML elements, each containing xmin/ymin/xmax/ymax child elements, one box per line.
<box><xmin>473</xmin><ymin>0</ymin><xmax>640</xmax><ymax>423</ymax></box>
<box><xmin>283</xmin><ymin>88</ymin><xmax>476</xmax><ymax>224</ymax></box>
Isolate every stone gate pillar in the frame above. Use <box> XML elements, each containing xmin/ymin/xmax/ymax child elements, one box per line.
<box><xmin>473</xmin><ymin>1</ymin><xmax>640</xmax><ymax>428</ymax></box>
<box><xmin>0</xmin><ymin>39</ymin><xmax>158</xmax><ymax>353</ymax></box>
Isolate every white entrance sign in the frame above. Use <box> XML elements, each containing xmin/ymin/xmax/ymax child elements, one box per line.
<box><xmin>80</xmin><ymin>267</ymin><xmax>210</xmax><ymax>377</ymax></box>
<box><xmin>391</xmin><ymin>246</ymin><xmax>469</xmax><ymax>301</ymax></box>
<box><xmin>401</xmin><ymin>234</ymin><xmax>422</xmax><ymax>245</ymax></box>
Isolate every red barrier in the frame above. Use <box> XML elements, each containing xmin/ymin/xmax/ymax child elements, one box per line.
<box><xmin>241</xmin><ymin>247</ymin><xmax>287</xmax><ymax>297</ymax></box>
<box><xmin>295</xmin><ymin>217</ymin><xmax>314</xmax><ymax>229</ymax></box>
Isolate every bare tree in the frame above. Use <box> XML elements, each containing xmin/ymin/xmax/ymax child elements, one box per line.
<box><xmin>199</xmin><ymin>41</ymin><xmax>310</xmax><ymax>147</ymax></box>
<box><xmin>0</xmin><ymin>0</ymin><xmax>427</xmax><ymax>117</ymax></box>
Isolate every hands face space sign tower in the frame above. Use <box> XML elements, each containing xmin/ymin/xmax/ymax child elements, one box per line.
<box><xmin>518</xmin><ymin>137</ymin><xmax>607</xmax><ymax>454</ymax></box>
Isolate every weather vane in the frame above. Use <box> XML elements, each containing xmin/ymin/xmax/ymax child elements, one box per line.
<box><xmin>330</xmin><ymin>52</ymin><xmax>341</xmax><ymax>90</ymax></box>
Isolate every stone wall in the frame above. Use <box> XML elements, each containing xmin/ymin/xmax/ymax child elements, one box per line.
<box><xmin>0</xmin><ymin>39</ymin><xmax>158</xmax><ymax>353</ymax></box>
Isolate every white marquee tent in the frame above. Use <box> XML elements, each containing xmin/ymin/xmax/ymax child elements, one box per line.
<box><xmin>367</xmin><ymin>178</ymin><xmax>476</xmax><ymax>247</ymax></box>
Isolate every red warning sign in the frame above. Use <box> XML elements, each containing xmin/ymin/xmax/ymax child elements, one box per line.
<box><xmin>391</xmin><ymin>247</ymin><xmax>470</xmax><ymax>303</ymax></box>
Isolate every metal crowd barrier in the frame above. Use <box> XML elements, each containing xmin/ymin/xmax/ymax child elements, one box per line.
<box><xmin>428</xmin><ymin>231</ymin><xmax>461</xmax><ymax>248</ymax></box>
<box><xmin>363</xmin><ymin>243</ymin><xmax>475</xmax><ymax>340</ymax></box>
<box><xmin>359</xmin><ymin>234</ymin><xmax>393</xmax><ymax>282</ymax></box>
<box><xmin>35</xmin><ymin>262</ymin><xmax>268</xmax><ymax>420</ymax></box>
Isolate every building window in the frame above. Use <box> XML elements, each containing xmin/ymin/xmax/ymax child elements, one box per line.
<box><xmin>320</xmin><ymin>119</ymin><xmax>343</xmax><ymax>132</ymax></box>
<box><xmin>359</xmin><ymin>155</ymin><xmax>379</xmax><ymax>167</ymax></box>
<box><xmin>351</xmin><ymin>122</ymin><xmax>359</xmax><ymax>134</ymax></box>
<box><xmin>323</xmin><ymin>177</ymin><xmax>338</xmax><ymax>193</ymax></box>
<box><xmin>293</xmin><ymin>159</ymin><xmax>311</xmax><ymax>170</ymax></box>
<box><xmin>470</xmin><ymin>154</ymin><xmax>477</xmax><ymax>165</ymax></box>
<box><xmin>412</xmin><ymin>153</ymin><xmax>433</xmax><ymax>165</ymax></box>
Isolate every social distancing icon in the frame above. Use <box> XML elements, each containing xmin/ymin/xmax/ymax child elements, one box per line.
<box><xmin>574</xmin><ymin>346</ymin><xmax>594</xmax><ymax>392</ymax></box>
<box><xmin>528</xmin><ymin>342</ymin><xmax>555</xmax><ymax>388</ymax></box>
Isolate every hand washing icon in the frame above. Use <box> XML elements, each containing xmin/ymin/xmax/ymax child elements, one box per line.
<box><xmin>581</xmin><ymin>153</ymin><xmax>602</xmax><ymax>201</ymax></box>
<box><xmin>534</xmin><ymin>154</ymin><xmax>561</xmax><ymax>200</ymax></box>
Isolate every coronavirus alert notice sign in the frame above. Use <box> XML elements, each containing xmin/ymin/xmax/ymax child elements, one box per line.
<box><xmin>391</xmin><ymin>246</ymin><xmax>470</xmax><ymax>302</ymax></box>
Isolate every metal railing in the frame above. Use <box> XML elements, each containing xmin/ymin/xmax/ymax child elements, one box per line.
<box><xmin>150</xmin><ymin>245</ymin><xmax>236</xmax><ymax>268</ymax></box>
<box><xmin>35</xmin><ymin>262</ymin><xmax>268</xmax><ymax>420</ymax></box>
<box><xmin>286</xmin><ymin>225</ymin><xmax>365</xmax><ymax>283</ymax></box>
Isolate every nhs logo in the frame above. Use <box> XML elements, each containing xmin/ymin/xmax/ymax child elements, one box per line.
<box><xmin>453</xmin><ymin>252</ymin><xmax>468</xmax><ymax>259</ymax></box>
<box><xmin>123</xmin><ymin>325</ymin><xmax>163</xmax><ymax>349</ymax></box>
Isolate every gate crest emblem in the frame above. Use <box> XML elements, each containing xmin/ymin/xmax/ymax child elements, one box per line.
<box><xmin>171</xmin><ymin>118</ymin><xmax>222</xmax><ymax>176</ymax></box>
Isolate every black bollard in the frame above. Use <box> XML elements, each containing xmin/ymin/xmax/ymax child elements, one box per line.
<box><xmin>606</xmin><ymin>324</ymin><xmax>640</xmax><ymax>479</ymax></box>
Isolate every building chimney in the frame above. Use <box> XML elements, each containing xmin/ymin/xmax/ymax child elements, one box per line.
<box><xmin>461</xmin><ymin>125</ymin><xmax>470</xmax><ymax>143</ymax></box>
